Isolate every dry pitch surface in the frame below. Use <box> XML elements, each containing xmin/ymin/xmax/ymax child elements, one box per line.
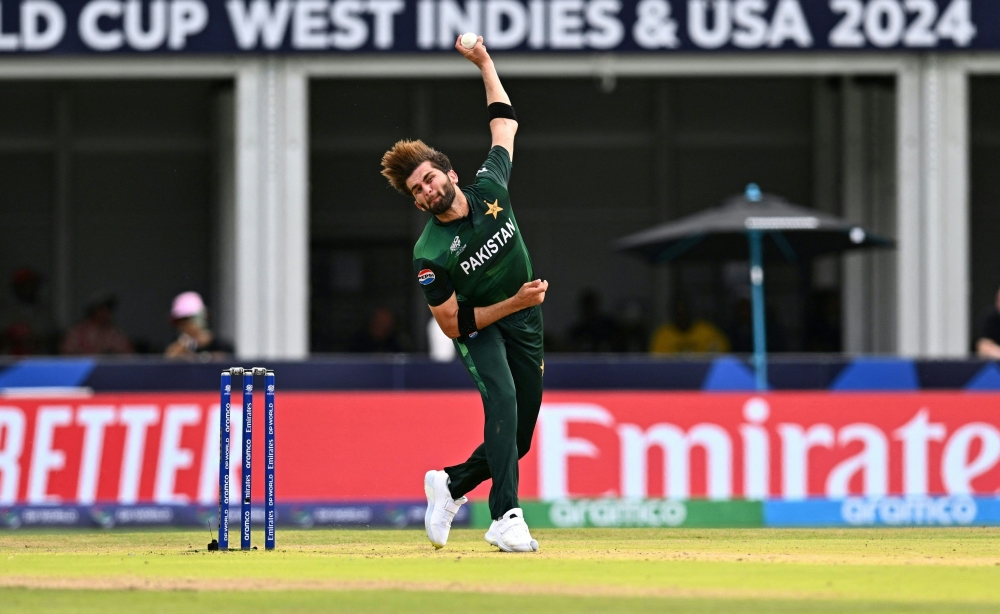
<box><xmin>2</xmin><ymin>528</ymin><xmax>1000</xmax><ymax>612</ymax></box>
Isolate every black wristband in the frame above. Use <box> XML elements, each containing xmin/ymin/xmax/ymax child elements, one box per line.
<box><xmin>457</xmin><ymin>305</ymin><xmax>479</xmax><ymax>339</ymax></box>
<box><xmin>488</xmin><ymin>102</ymin><xmax>517</xmax><ymax>122</ymax></box>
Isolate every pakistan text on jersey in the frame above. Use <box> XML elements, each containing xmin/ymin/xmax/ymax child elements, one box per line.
<box><xmin>459</xmin><ymin>220</ymin><xmax>517</xmax><ymax>275</ymax></box>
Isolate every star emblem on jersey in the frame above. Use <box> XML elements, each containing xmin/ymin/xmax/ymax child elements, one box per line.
<box><xmin>484</xmin><ymin>199</ymin><xmax>504</xmax><ymax>219</ymax></box>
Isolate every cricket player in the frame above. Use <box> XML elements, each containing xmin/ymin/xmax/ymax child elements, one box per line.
<box><xmin>380</xmin><ymin>36</ymin><xmax>546</xmax><ymax>553</ymax></box>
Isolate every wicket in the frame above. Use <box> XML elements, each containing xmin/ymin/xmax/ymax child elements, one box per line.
<box><xmin>216</xmin><ymin>367</ymin><xmax>275</xmax><ymax>551</ymax></box>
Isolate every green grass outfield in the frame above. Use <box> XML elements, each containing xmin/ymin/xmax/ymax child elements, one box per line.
<box><xmin>3</xmin><ymin>528</ymin><xmax>1000</xmax><ymax>613</ymax></box>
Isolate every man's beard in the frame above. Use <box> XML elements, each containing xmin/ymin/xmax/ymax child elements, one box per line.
<box><xmin>425</xmin><ymin>181</ymin><xmax>456</xmax><ymax>215</ymax></box>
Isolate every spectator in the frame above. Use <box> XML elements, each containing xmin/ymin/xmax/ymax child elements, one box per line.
<box><xmin>977</xmin><ymin>286</ymin><xmax>1000</xmax><ymax>359</ymax></box>
<box><xmin>650</xmin><ymin>299</ymin><xmax>729</xmax><ymax>354</ymax></box>
<box><xmin>0</xmin><ymin>267</ymin><xmax>55</xmax><ymax>355</ymax></box>
<box><xmin>164</xmin><ymin>291</ymin><xmax>233</xmax><ymax>360</ymax></box>
<box><xmin>349</xmin><ymin>307</ymin><xmax>405</xmax><ymax>353</ymax></box>
<box><xmin>60</xmin><ymin>291</ymin><xmax>133</xmax><ymax>355</ymax></box>
<box><xmin>568</xmin><ymin>290</ymin><xmax>619</xmax><ymax>352</ymax></box>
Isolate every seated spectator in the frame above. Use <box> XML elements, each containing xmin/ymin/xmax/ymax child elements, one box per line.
<box><xmin>165</xmin><ymin>291</ymin><xmax>233</xmax><ymax>360</ymax></box>
<box><xmin>349</xmin><ymin>307</ymin><xmax>405</xmax><ymax>353</ymax></box>
<box><xmin>977</xmin><ymin>286</ymin><xmax>1000</xmax><ymax>359</ymax></box>
<box><xmin>650</xmin><ymin>300</ymin><xmax>730</xmax><ymax>354</ymax></box>
<box><xmin>568</xmin><ymin>290</ymin><xmax>619</xmax><ymax>352</ymax></box>
<box><xmin>60</xmin><ymin>291</ymin><xmax>133</xmax><ymax>355</ymax></box>
<box><xmin>1</xmin><ymin>267</ymin><xmax>55</xmax><ymax>355</ymax></box>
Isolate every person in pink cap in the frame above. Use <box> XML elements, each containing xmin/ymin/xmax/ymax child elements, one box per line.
<box><xmin>164</xmin><ymin>291</ymin><xmax>233</xmax><ymax>360</ymax></box>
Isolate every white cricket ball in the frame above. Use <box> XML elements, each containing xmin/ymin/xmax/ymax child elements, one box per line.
<box><xmin>461</xmin><ymin>32</ymin><xmax>478</xmax><ymax>49</ymax></box>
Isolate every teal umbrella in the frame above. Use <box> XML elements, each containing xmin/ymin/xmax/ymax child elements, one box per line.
<box><xmin>614</xmin><ymin>184</ymin><xmax>895</xmax><ymax>391</ymax></box>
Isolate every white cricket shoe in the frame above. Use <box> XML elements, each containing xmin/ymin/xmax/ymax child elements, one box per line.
<box><xmin>484</xmin><ymin>520</ymin><xmax>499</xmax><ymax>546</ymax></box>
<box><xmin>423</xmin><ymin>470</ymin><xmax>466</xmax><ymax>549</ymax></box>
<box><xmin>492</xmin><ymin>508</ymin><xmax>539</xmax><ymax>553</ymax></box>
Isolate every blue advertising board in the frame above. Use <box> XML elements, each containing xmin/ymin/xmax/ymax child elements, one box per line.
<box><xmin>0</xmin><ymin>501</ymin><xmax>453</xmax><ymax>529</ymax></box>
<box><xmin>765</xmin><ymin>496</ymin><xmax>1000</xmax><ymax>527</ymax></box>
<box><xmin>0</xmin><ymin>0</ymin><xmax>991</xmax><ymax>55</ymax></box>
<box><xmin>2</xmin><ymin>356</ymin><xmax>998</xmax><ymax>392</ymax></box>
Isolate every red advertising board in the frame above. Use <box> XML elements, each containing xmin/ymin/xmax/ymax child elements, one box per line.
<box><xmin>1</xmin><ymin>392</ymin><xmax>999</xmax><ymax>505</ymax></box>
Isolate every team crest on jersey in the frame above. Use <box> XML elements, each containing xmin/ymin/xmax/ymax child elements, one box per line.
<box><xmin>450</xmin><ymin>236</ymin><xmax>465</xmax><ymax>255</ymax></box>
<box><xmin>417</xmin><ymin>269</ymin><xmax>435</xmax><ymax>285</ymax></box>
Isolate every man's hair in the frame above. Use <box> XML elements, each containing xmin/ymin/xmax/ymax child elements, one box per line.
<box><xmin>380</xmin><ymin>139</ymin><xmax>452</xmax><ymax>196</ymax></box>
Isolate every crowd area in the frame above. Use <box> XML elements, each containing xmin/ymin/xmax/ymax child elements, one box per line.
<box><xmin>0</xmin><ymin>267</ymin><xmax>232</xmax><ymax>361</ymax></box>
<box><xmin>347</xmin><ymin>285</ymin><xmax>1000</xmax><ymax>360</ymax></box>
<box><xmin>4</xmin><ymin>264</ymin><xmax>1000</xmax><ymax>360</ymax></box>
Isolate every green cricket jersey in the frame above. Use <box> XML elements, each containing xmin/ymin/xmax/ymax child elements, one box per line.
<box><xmin>413</xmin><ymin>146</ymin><xmax>533</xmax><ymax>308</ymax></box>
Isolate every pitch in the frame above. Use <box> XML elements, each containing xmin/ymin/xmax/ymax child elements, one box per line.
<box><xmin>2</xmin><ymin>528</ymin><xmax>999</xmax><ymax>612</ymax></box>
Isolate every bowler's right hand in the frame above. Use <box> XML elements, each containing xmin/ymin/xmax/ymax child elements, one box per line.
<box><xmin>515</xmin><ymin>279</ymin><xmax>548</xmax><ymax>309</ymax></box>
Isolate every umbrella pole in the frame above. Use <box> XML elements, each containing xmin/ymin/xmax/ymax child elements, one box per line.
<box><xmin>747</xmin><ymin>230</ymin><xmax>768</xmax><ymax>391</ymax></box>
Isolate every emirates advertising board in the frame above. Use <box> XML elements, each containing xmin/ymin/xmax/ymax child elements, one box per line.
<box><xmin>1</xmin><ymin>391</ymin><xmax>999</xmax><ymax>529</ymax></box>
<box><xmin>0</xmin><ymin>0</ymin><xmax>992</xmax><ymax>54</ymax></box>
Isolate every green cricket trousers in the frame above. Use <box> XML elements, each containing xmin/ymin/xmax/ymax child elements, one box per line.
<box><xmin>445</xmin><ymin>305</ymin><xmax>544</xmax><ymax>521</ymax></box>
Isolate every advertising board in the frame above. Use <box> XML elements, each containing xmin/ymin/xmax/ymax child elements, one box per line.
<box><xmin>0</xmin><ymin>0</ymin><xmax>991</xmax><ymax>55</ymax></box>
<box><xmin>469</xmin><ymin>498</ymin><xmax>764</xmax><ymax>528</ymax></box>
<box><xmin>2</xmin><ymin>391</ymin><xmax>999</xmax><ymax>527</ymax></box>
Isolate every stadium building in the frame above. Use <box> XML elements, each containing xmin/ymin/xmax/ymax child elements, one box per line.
<box><xmin>1</xmin><ymin>0</ymin><xmax>997</xmax><ymax>359</ymax></box>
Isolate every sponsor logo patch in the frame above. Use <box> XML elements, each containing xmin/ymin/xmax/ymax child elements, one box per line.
<box><xmin>417</xmin><ymin>269</ymin><xmax>435</xmax><ymax>285</ymax></box>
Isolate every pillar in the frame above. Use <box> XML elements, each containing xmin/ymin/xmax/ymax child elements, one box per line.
<box><xmin>896</xmin><ymin>56</ymin><xmax>969</xmax><ymax>357</ymax></box>
<box><xmin>233</xmin><ymin>58</ymin><xmax>309</xmax><ymax>359</ymax></box>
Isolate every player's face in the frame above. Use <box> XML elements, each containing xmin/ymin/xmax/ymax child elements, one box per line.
<box><xmin>407</xmin><ymin>161</ymin><xmax>457</xmax><ymax>215</ymax></box>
